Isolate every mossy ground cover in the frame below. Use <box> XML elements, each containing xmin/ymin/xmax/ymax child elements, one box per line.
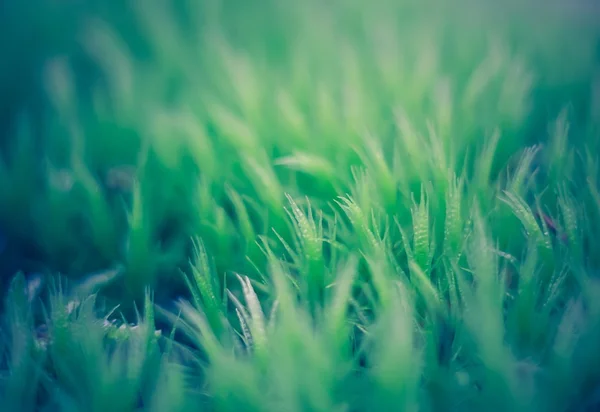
<box><xmin>1</xmin><ymin>1</ymin><xmax>600</xmax><ymax>411</ymax></box>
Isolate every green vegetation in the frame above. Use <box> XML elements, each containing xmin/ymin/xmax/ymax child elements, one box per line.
<box><xmin>1</xmin><ymin>0</ymin><xmax>600</xmax><ymax>410</ymax></box>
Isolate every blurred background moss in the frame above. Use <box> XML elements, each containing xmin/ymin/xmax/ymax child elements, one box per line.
<box><xmin>0</xmin><ymin>0</ymin><xmax>599</xmax><ymax>305</ymax></box>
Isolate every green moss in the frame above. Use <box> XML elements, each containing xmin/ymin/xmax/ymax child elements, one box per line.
<box><xmin>1</xmin><ymin>0</ymin><xmax>600</xmax><ymax>410</ymax></box>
